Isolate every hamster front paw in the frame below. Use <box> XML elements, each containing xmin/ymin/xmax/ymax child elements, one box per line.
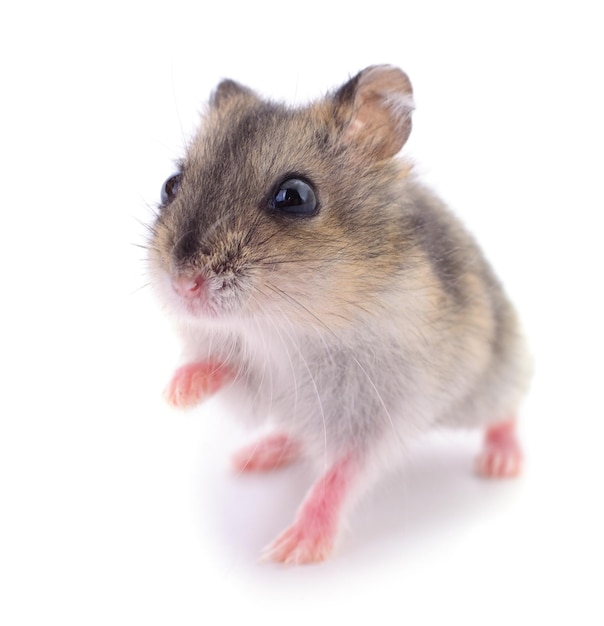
<box><xmin>475</xmin><ymin>419</ymin><xmax>523</xmax><ymax>478</ymax></box>
<box><xmin>163</xmin><ymin>361</ymin><xmax>231</xmax><ymax>408</ymax></box>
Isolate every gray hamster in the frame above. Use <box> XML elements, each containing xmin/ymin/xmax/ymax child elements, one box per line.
<box><xmin>147</xmin><ymin>65</ymin><xmax>532</xmax><ymax>564</ymax></box>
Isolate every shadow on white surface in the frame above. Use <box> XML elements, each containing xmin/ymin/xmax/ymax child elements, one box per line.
<box><xmin>195</xmin><ymin>424</ymin><xmax>521</xmax><ymax>567</ymax></box>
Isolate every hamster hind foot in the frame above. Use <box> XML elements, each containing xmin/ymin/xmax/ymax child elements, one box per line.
<box><xmin>231</xmin><ymin>433</ymin><xmax>301</xmax><ymax>472</ymax></box>
<box><xmin>261</xmin><ymin>455</ymin><xmax>356</xmax><ymax>565</ymax></box>
<box><xmin>475</xmin><ymin>419</ymin><xmax>523</xmax><ymax>479</ymax></box>
<box><xmin>163</xmin><ymin>361</ymin><xmax>231</xmax><ymax>408</ymax></box>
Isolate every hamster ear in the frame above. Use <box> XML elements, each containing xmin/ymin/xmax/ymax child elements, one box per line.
<box><xmin>210</xmin><ymin>79</ymin><xmax>257</xmax><ymax>108</ymax></box>
<box><xmin>334</xmin><ymin>65</ymin><xmax>414</xmax><ymax>159</ymax></box>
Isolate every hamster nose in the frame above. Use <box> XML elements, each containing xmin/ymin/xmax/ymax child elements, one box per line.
<box><xmin>172</xmin><ymin>274</ymin><xmax>205</xmax><ymax>297</ymax></box>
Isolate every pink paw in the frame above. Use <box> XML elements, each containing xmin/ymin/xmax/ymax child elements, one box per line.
<box><xmin>163</xmin><ymin>362</ymin><xmax>231</xmax><ymax>408</ymax></box>
<box><xmin>232</xmin><ymin>433</ymin><xmax>300</xmax><ymax>472</ymax></box>
<box><xmin>261</xmin><ymin>521</ymin><xmax>335</xmax><ymax>565</ymax></box>
<box><xmin>475</xmin><ymin>420</ymin><xmax>523</xmax><ymax>479</ymax></box>
<box><xmin>260</xmin><ymin>456</ymin><xmax>353</xmax><ymax>565</ymax></box>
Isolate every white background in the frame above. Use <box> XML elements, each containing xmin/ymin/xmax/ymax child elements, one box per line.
<box><xmin>1</xmin><ymin>1</ymin><xmax>603</xmax><ymax>624</ymax></box>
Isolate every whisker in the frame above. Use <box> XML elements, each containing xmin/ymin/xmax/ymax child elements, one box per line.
<box><xmin>263</xmin><ymin>282</ymin><xmax>405</xmax><ymax>449</ymax></box>
<box><xmin>252</xmin><ymin>287</ymin><xmax>300</xmax><ymax>416</ymax></box>
<box><xmin>250</xmin><ymin>313</ymin><xmax>274</xmax><ymax>420</ymax></box>
<box><xmin>129</xmin><ymin>282</ymin><xmax>152</xmax><ymax>296</ymax></box>
<box><xmin>131</xmin><ymin>242</ymin><xmax>151</xmax><ymax>251</ymax></box>
<box><xmin>241</xmin><ymin>209</ymin><xmax>265</xmax><ymax>249</ymax></box>
<box><xmin>260</xmin><ymin>290</ymin><xmax>329</xmax><ymax>470</ymax></box>
<box><xmin>171</xmin><ymin>227</ymin><xmax>199</xmax><ymax>258</ymax></box>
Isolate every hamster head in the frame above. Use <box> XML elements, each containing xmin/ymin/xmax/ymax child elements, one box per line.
<box><xmin>148</xmin><ymin>65</ymin><xmax>415</xmax><ymax>329</ymax></box>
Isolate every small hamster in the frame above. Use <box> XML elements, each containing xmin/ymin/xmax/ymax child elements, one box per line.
<box><xmin>147</xmin><ymin>65</ymin><xmax>532</xmax><ymax>565</ymax></box>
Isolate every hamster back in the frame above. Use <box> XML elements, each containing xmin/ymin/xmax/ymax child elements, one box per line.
<box><xmin>148</xmin><ymin>65</ymin><xmax>531</xmax><ymax>565</ymax></box>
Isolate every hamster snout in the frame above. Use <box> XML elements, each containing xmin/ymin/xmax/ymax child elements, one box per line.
<box><xmin>171</xmin><ymin>274</ymin><xmax>205</xmax><ymax>298</ymax></box>
<box><xmin>167</xmin><ymin>265</ymin><xmax>252</xmax><ymax>319</ymax></box>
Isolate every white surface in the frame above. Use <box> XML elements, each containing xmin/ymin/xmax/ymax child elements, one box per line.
<box><xmin>1</xmin><ymin>1</ymin><xmax>602</xmax><ymax>624</ymax></box>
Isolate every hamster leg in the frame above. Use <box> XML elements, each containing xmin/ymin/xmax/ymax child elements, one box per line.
<box><xmin>163</xmin><ymin>361</ymin><xmax>231</xmax><ymax>408</ymax></box>
<box><xmin>475</xmin><ymin>419</ymin><xmax>523</xmax><ymax>478</ymax></box>
<box><xmin>231</xmin><ymin>433</ymin><xmax>301</xmax><ymax>472</ymax></box>
<box><xmin>261</xmin><ymin>455</ymin><xmax>356</xmax><ymax>565</ymax></box>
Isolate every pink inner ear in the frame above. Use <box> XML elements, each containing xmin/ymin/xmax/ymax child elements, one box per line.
<box><xmin>343</xmin><ymin>65</ymin><xmax>414</xmax><ymax>159</ymax></box>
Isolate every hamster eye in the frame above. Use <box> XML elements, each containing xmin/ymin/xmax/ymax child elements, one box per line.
<box><xmin>270</xmin><ymin>178</ymin><xmax>317</xmax><ymax>216</ymax></box>
<box><xmin>161</xmin><ymin>173</ymin><xmax>182</xmax><ymax>204</ymax></box>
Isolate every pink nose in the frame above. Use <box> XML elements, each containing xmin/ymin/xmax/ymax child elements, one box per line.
<box><xmin>172</xmin><ymin>274</ymin><xmax>205</xmax><ymax>297</ymax></box>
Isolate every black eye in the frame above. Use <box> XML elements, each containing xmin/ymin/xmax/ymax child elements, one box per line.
<box><xmin>161</xmin><ymin>173</ymin><xmax>182</xmax><ymax>204</ymax></box>
<box><xmin>271</xmin><ymin>178</ymin><xmax>317</xmax><ymax>216</ymax></box>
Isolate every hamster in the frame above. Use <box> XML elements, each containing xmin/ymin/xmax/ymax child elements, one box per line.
<box><xmin>147</xmin><ymin>65</ymin><xmax>532</xmax><ymax>565</ymax></box>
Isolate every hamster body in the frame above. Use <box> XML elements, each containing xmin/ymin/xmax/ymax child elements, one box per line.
<box><xmin>148</xmin><ymin>66</ymin><xmax>532</xmax><ymax>564</ymax></box>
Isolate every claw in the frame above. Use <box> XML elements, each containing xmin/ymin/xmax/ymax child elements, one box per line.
<box><xmin>261</xmin><ymin>522</ymin><xmax>334</xmax><ymax>565</ymax></box>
